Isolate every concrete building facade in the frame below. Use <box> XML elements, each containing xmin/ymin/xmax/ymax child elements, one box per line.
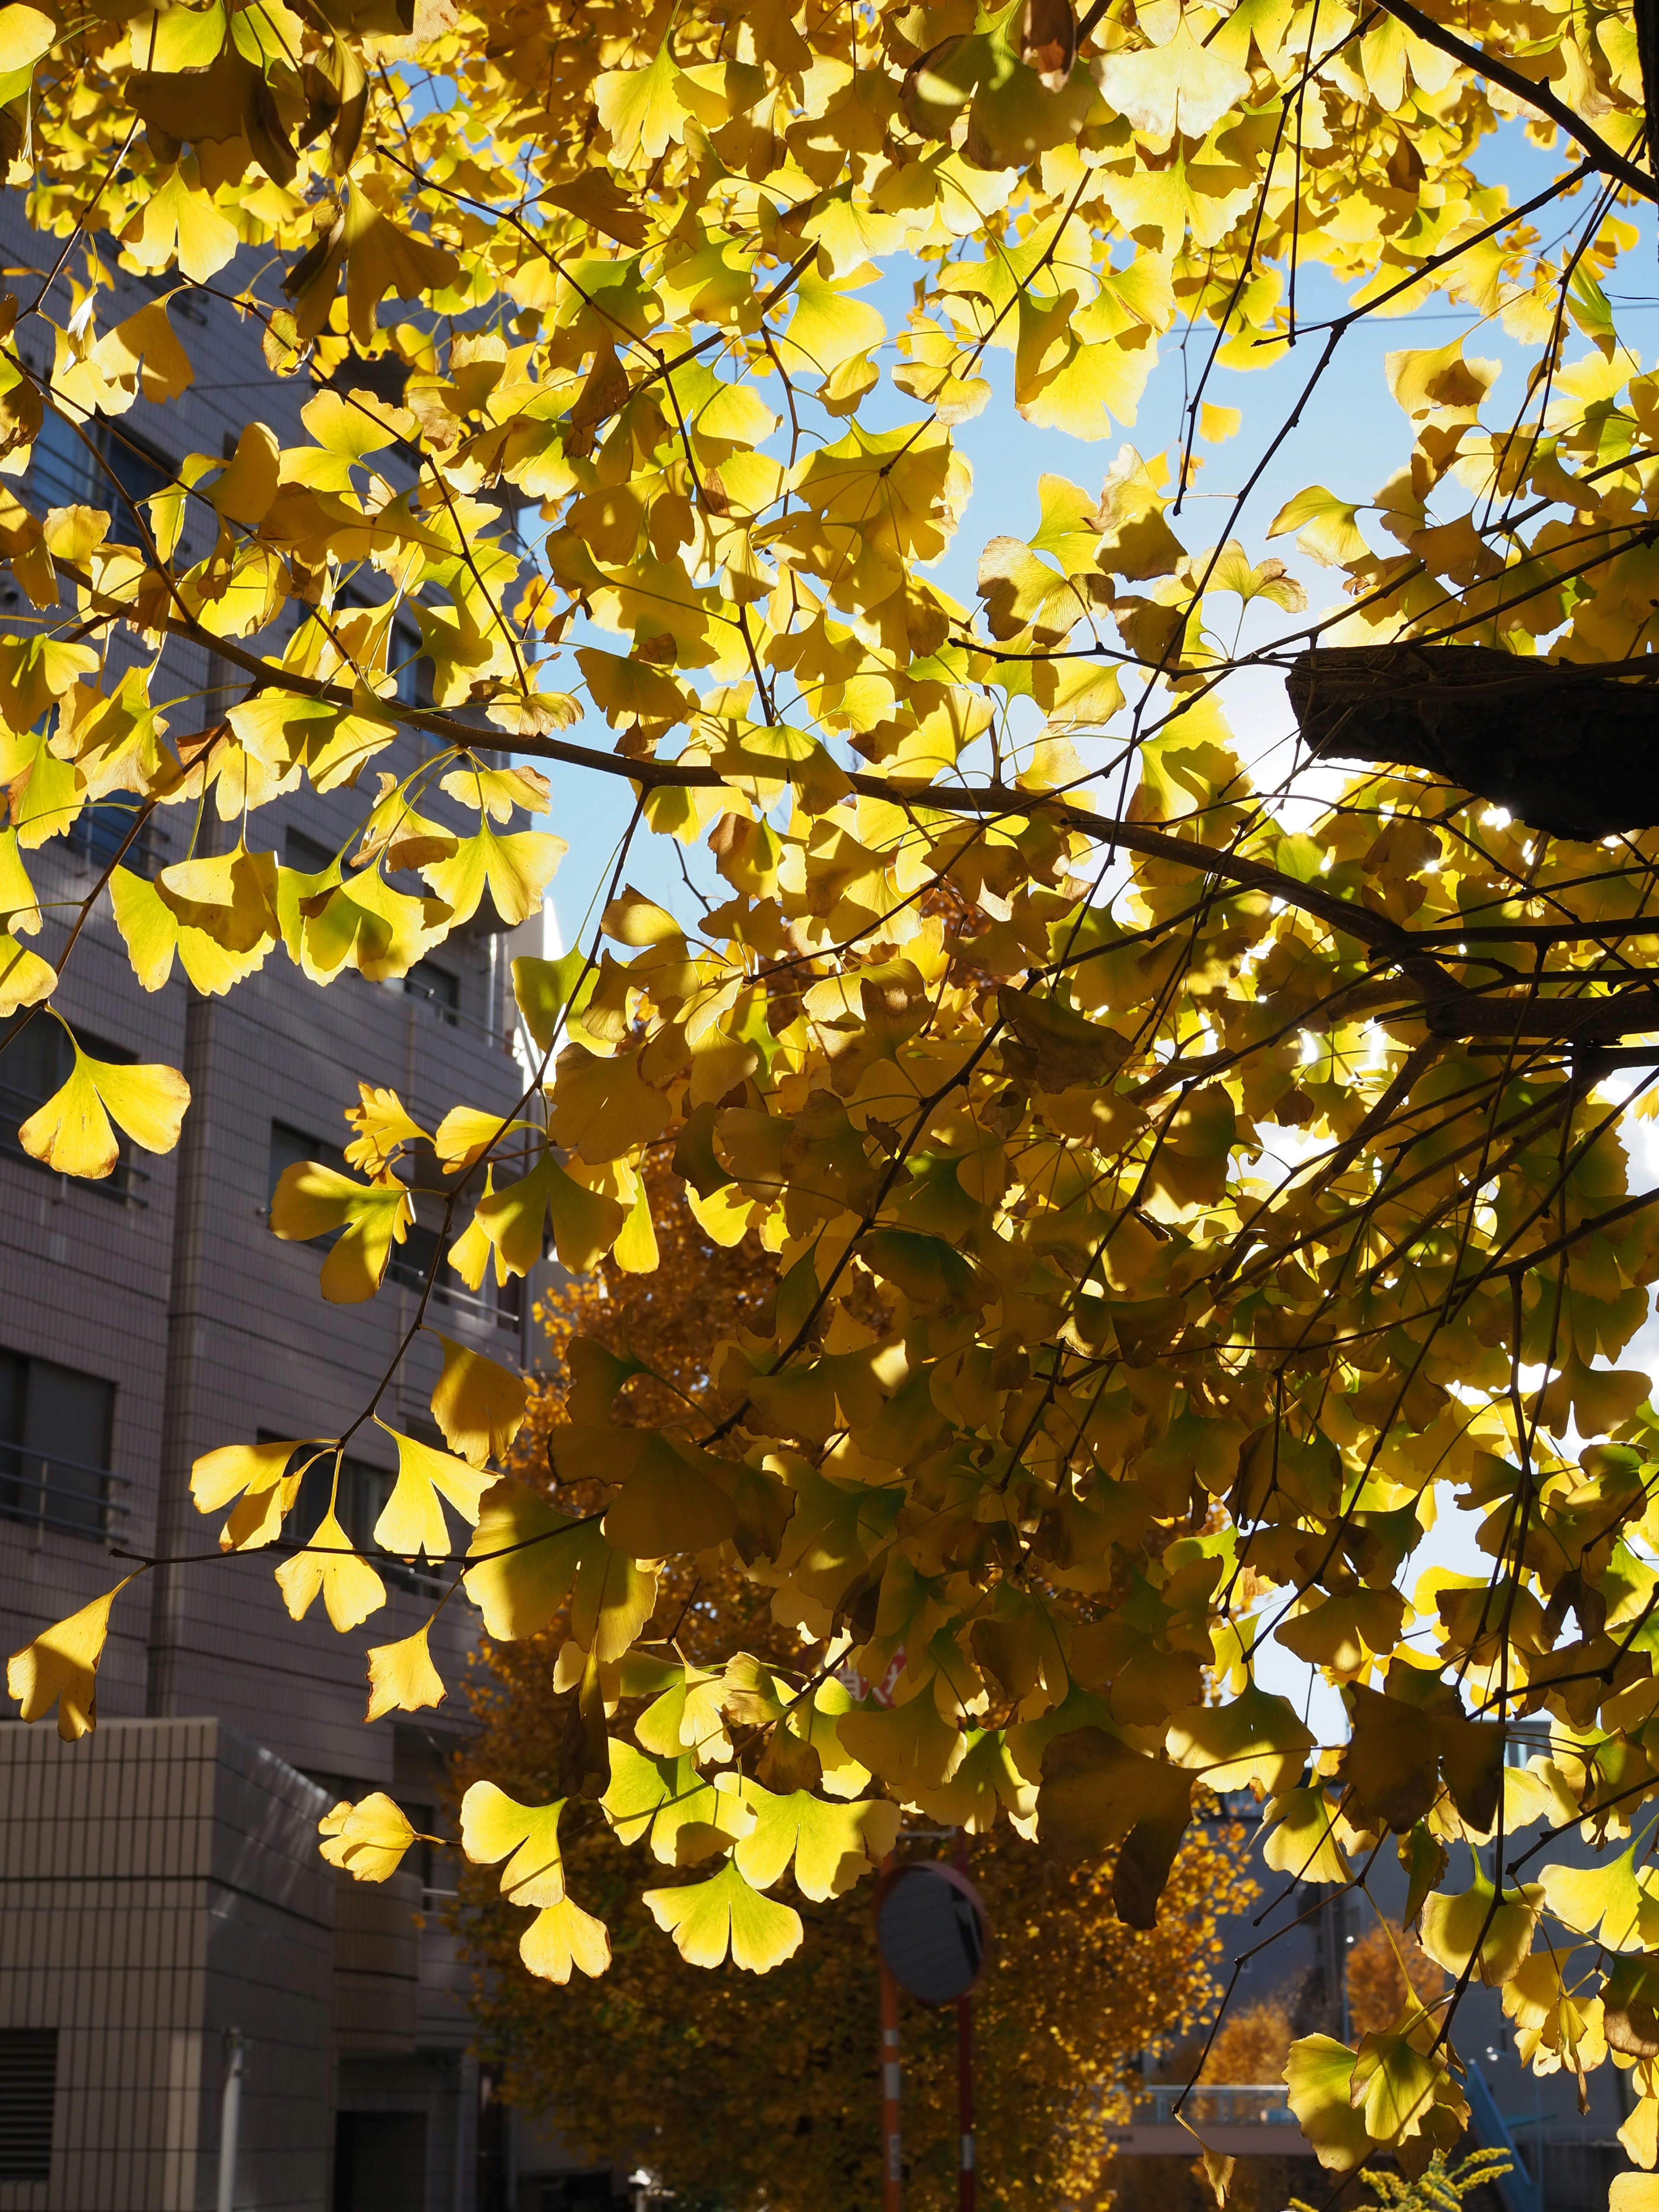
<box><xmin>0</xmin><ymin>193</ymin><xmax>548</xmax><ymax>2212</ymax></box>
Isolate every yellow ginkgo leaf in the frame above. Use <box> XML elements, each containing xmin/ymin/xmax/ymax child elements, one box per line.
<box><xmin>429</xmin><ymin>1333</ymin><xmax>525</xmax><ymax>1466</ymax></box>
<box><xmin>0</xmin><ymin>934</ymin><xmax>52</xmax><ymax>1012</ymax></box>
<box><xmin>460</xmin><ymin>1781</ymin><xmax>568</xmax><ymax>1905</ymax></box>
<box><xmin>1421</xmin><ymin>1863</ymin><xmax>1543</xmax><ymax>1986</ymax></box>
<box><xmin>365</xmin><ymin>1623</ymin><xmax>447</xmax><ymax>1722</ymax></box>
<box><xmin>602</xmin><ymin>1430</ymin><xmax>738</xmax><ymax>1558</ymax></box>
<box><xmin>191</xmin><ymin>1435</ymin><xmax>319</xmax><ymax>1551</ymax></box>
<box><xmin>6</xmin><ymin>1581</ymin><xmax>130</xmax><ymax>1742</ymax></box>
<box><xmin>420</xmin><ymin>822</ymin><xmax>566</xmax><ymax>931</ymax></box>
<box><xmin>1267</xmin><ymin>484</ymin><xmax>1370</xmax><ymax>568</ymax></box>
<box><xmin>1262</xmin><ymin>1786</ymin><xmax>1351</xmax><ymax>1887</ymax></box>
<box><xmin>19</xmin><ymin>1037</ymin><xmax>190</xmax><ymax>1179</ymax></box>
<box><xmin>519</xmin><ymin>1895</ymin><xmax>612</xmax><ymax>1984</ymax></box>
<box><xmin>0</xmin><ymin>6</ymin><xmax>58</xmax><ymax>75</ymax></box>
<box><xmin>733</xmin><ymin>1786</ymin><xmax>900</xmax><ymax>1901</ymax></box>
<box><xmin>318</xmin><ymin>1792</ymin><xmax>417</xmax><ymax>1881</ymax></box>
<box><xmin>269</xmin><ymin>1160</ymin><xmax>412</xmax><ymax>1303</ymax></box>
<box><xmin>274</xmin><ymin>1507</ymin><xmax>386</xmax><ymax>1630</ymax></box>
<box><xmin>124</xmin><ymin>168</ymin><xmax>241</xmax><ymax>284</ymax></box>
<box><xmin>372</xmin><ymin>1427</ymin><xmax>494</xmax><ymax>1558</ymax></box>
<box><xmin>1284</xmin><ymin>2036</ymin><xmax>1370</xmax><ymax>2174</ymax></box>
<box><xmin>644</xmin><ymin>1858</ymin><xmax>804</xmax><ymax>1973</ymax></box>
<box><xmin>594</xmin><ymin>44</ymin><xmax>690</xmax><ymax>166</ymax></box>
<box><xmin>1540</xmin><ymin>1841</ymin><xmax>1659</xmax><ymax>1953</ymax></box>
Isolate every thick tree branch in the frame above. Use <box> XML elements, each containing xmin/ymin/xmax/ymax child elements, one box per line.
<box><xmin>1375</xmin><ymin>0</ymin><xmax>1658</xmax><ymax>200</ymax></box>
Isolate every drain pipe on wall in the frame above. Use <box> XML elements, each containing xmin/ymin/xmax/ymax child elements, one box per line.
<box><xmin>217</xmin><ymin>2029</ymin><xmax>244</xmax><ymax>2212</ymax></box>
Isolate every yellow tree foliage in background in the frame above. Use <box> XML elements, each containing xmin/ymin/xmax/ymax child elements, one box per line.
<box><xmin>1347</xmin><ymin>1922</ymin><xmax>1449</xmax><ymax>2042</ymax></box>
<box><xmin>2</xmin><ymin>0</ymin><xmax>1659</xmax><ymax>2178</ymax></box>
<box><xmin>457</xmin><ymin>1165</ymin><xmax>1255</xmax><ymax>2209</ymax></box>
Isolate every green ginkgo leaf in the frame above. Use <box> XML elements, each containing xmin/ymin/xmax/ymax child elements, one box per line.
<box><xmin>644</xmin><ymin>1858</ymin><xmax>804</xmax><ymax>1973</ymax></box>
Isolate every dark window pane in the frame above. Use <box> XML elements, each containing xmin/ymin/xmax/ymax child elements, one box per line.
<box><xmin>269</xmin><ymin>1120</ymin><xmax>346</xmax><ymax>1206</ymax></box>
<box><xmin>0</xmin><ymin>1348</ymin><xmax>22</xmax><ymax>1443</ymax></box>
<box><xmin>540</xmin><ymin>2178</ymin><xmax>616</xmax><ymax>2211</ymax></box>
<box><xmin>390</xmin><ymin>623</ymin><xmax>432</xmax><ymax>707</ymax></box>
<box><xmin>67</xmin><ymin>788</ymin><xmax>166</xmax><ymax>879</ymax></box>
<box><xmin>22</xmin><ymin>1358</ymin><xmax>113</xmax><ymax>1469</ymax></box>
<box><xmin>285</xmin><ymin>827</ymin><xmax>335</xmax><ymax>876</ymax></box>
<box><xmin>102</xmin><ymin>431</ymin><xmax>171</xmax><ymax>547</ymax></box>
<box><xmin>388</xmin><ymin>1220</ymin><xmax>441</xmax><ymax>1294</ymax></box>
<box><xmin>282</xmin><ymin>1448</ymin><xmax>390</xmax><ymax>1546</ymax></box>
<box><xmin>0</xmin><ymin>1014</ymin><xmax>68</xmax><ymax>1119</ymax></box>
<box><xmin>31</xmin><ymin>409</ymin><xmax>95</xmax><ymax>509</ymax></box>
<box><xmin>334</xmin><ymin>2111</ymin><xmax>426</xmax><ymax>2212</ymax></box>
<box><xmin>0</xmin><ymin>2028</ymin><xmax>57</xmax><ymax>2181</ymax></box>
<box><xmin>0</xmin><ymin>1351</ymin><xmax>116</xmax><ymax>1539</ymax></box>
<box><xmin>404</xmin><ymin>960</ymin><xmax>458</xmax><ymax>1020</ymax></box>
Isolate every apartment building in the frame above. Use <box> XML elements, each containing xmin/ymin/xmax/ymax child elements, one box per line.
<box><xmin>0</xmin><ymin>197</ymin><xmax>557</xmax><ymax>2212</ymax></box>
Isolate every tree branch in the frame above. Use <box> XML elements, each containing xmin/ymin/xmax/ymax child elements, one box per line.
<box><xmin>1375</xmin><ymin>0</ymin><xmax>1658</xmax><ymax>201</ymax></box>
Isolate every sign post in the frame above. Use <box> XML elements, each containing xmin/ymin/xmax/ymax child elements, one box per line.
<box><xmin>874</xmin><ymin>1851</ymin><xmax>988</xmax><ymax>2212</ymax></box>
<box><xmin>956</xmin><ymin>1975</ymin><xmax>974</xmax><ymax>2212</ymax></box>
<box><xmin>954</xmin><ymin>1834</ymin><xmax>974</xmax><ymax>2212</ymax></box>
<box><xmin>880</xmin><ymin>1944</ymin><xmax>903</xmax><ymax>2212</ymax></box>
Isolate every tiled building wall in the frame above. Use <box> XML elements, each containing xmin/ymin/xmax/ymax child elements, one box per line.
<box><xmin>0</xmin><ymin>1719</ymin><xmax>333</xmax><ymax>2212</ymax></box>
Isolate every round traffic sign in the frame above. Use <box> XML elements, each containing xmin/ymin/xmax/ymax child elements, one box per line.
<box><xmin>874</xmin><ymin>1862</ymin><xmax>988</xmax><ymax>2003</ymax></box>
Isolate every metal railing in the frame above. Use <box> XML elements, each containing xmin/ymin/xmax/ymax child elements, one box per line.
<box><xmin>387</xmin><ymin>1251</ymin><xmax>520</xmax><ymax>1332</ymax></box>
<box><xmin>1130</xmin><ymin>2087</ymin><xmax>1297</xmax><ymax>2128</ymax></box>
<box><xmin>0</xmin><ymin>1442</ymin><xmax>130</xmax><ymax>1540</ymax></box>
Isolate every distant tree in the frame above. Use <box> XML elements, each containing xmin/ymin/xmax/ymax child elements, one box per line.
<box><xmin>1203</xmin><ymin>1999</ymin><xmax>1297</xmax><ymax>2085</ymax></box>
<box><xmin>1347</xmin><ymin>1924</ymin><xmax>1449</xmax><ymax>2041</ymax></box>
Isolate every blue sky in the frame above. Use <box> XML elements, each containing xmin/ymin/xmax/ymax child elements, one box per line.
<box><xmin>529</xmin><ymin>130</ymin><xmax>1658</xmax><ymax>938</ymax></box>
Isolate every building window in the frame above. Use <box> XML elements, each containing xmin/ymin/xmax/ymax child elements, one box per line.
<box><xmin>389</xmin><ymin>619</ymin><xmax>431</xmax><ymax>709</ymax></box>
<box><xmin>29</xmin><ymin>413</ymin><xmax>172</xmax><ymax>546</ymax></box>
<box><xmin>284</xmin><ymin>1448</ymin><xmax>392</xmax><ymax>1548</ymax></box>
<box><xmin>334</xmin><ymin>2112</ymin><xmax>428</xmax><ymax>2212</ymax></box>
<box><xmin>67</xmin><ymin>789</ymin><xmax>168</xmax><ymax>879</ymax></box>
<box><xmin>31</xmin><ymin>407</ymin><xmax>96</xmax><ymax>509</ymax></box>
<box><xmin>0</xmin><ymin>1351</ymin><xmax>120</xmax><ymax>1541</ymax></box>
<box><xmin>102</xmin><ymin>429</ymin><xmax>172</xmax><ymax>546</ymax></box>
<box><xmin>0</xmin><ymin>2028</ymin><xmax>57</xmax><ymax>2181</ymax></box>
<box><xmin>402</xmin><ymin>959</ymin><xmax>458</xmax><ymax>1022</ymax></box>
<box><xmin>263</xmin><ymin>1433</ymin><xmax>440</xmax><ymax>1595</ymax></box>
<box><xmin>0</xmin><ymin>1018</ymin><xmax>146</xmax><ymax>1202</ymax></box>
<box><xmin>540</xmin><ymin>2178</ymin><xmax>617</xmax><ymax>2210</ymax></box>
<box><xmin>268</xmin><ymin>1120</ymin><xmax>346</xmax><ymax>1203</ymax></box>
<box><xmin>388</xmin><ymin>1217</ymin><xmax>522</xmax><ymax>1335</ymax></box>
<box><xmin>284</xmin><ymin>827</ymin><xmax>337</xmax><ymax>877</ymax></box>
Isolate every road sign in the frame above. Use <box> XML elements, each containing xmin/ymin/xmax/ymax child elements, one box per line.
<box><xmin>874</xmin><ymin>1862</ymin><xmax>987</xmax><ymax>2005</ymax></box>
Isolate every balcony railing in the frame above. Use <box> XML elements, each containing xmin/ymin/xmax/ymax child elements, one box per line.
<box><xmin>1131</xmin><ymin>2087</ymin><xmax>1297</xmax><ymax>2128</ymax></box>
<box><xmin>0</xmin><ymin>1442</ymin><xmax>130</xmax><ymax>1540</ymax></box>
<box><xmin>387</xmin><ymin>1251</ymin><xmax>521</xmax><ymax>1332</ymax></box>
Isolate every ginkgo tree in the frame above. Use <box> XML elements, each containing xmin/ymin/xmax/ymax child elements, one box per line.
<box><xmin>4</xmin><ymin>0</ymin><xmax>1659</xmax><ymax>2185</ymax></box>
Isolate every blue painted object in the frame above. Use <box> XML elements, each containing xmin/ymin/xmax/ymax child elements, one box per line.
<box><xmin>1464</xmin><ymin>2062</ymin><xmax>1543</xmax><ymax>2212</ymax></box>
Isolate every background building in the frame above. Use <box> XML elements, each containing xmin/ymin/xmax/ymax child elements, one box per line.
<box><xmin>0</xmin><ymin>194</ymin><xmax>554</xmax><ymax>2212</ymax></box>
